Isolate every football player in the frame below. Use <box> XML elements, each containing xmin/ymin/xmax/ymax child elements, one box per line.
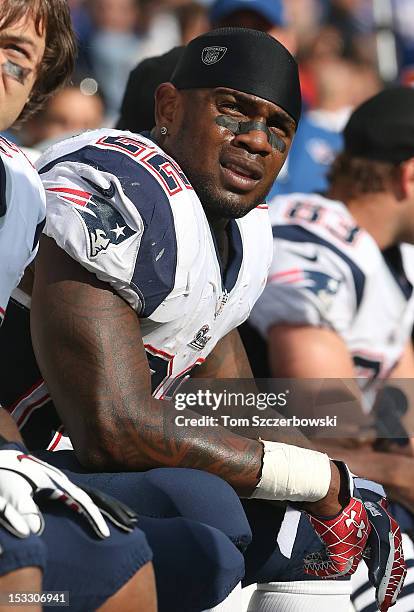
<box><xmin>1</xmin><ymin>27</ymin><xmax>404</xmax><ymax>611</ymax></box>
<box><xmin>249</xmin><ymin>86</ymin><xmax>414</xmax><ymax>611</ymax></box>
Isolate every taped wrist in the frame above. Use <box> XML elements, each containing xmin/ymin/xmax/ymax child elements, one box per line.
<box><xmin>250</xmin><ymin>440</ymin><xmax>332</xmax><ymax>502</ymax></box>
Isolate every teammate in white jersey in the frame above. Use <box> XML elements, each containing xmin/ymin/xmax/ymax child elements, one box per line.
<box><xmin>25</xmin><ymin>28</ymin><xmax>406</xmax><ymax>612</ymax></box>
<box><xmin>250</xmin><ymin>86</ymin><xmax>414</xmax><ymax>611</ymax></box>
<box><xmin>0</xmin><ymin>138</ymin><xmax>45</xmax><ymax>325</ymax></box>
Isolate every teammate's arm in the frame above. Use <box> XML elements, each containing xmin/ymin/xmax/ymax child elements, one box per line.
<box><xmin>269</xmin><ymin>324</ymin><xmax>414</xmax><ymax>512</ymax></box>
<box><xmin>31</xmin><ymin>236</ymin><xmax>342</xmax><ymax>514</ymax></box>
<box><xmin>268</xmin><ymin>323</ymin><xmax>357</xmax><ymax>378</ymax></box>
<box><xmin>268</xmin><ymin>323</ymin><xmax>365</xmax><ymax>433</ymax></box>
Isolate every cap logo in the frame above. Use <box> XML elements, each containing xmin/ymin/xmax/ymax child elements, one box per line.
<box><xmin>202</xmin><ymin>46</ymin><xmax>227</xmax><ymax>66</ymax></box>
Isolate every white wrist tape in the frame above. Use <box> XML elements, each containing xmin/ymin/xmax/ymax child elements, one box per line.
<box><xmin>250</xmin><ymin>440</ymin><xmax>332</xmax><ymax>502</ymax></box>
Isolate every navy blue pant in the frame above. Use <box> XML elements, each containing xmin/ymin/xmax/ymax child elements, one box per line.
<box><xmin>38</xmin><ymin>451</ymin><xmax>328</xmax><ymax>590</ymax></box>
<box><xmin>0</xmin><ymin>503</ymin><xmax>152</xmax><ymax>611</ymax></box>
<box><xmin>6</xmin><ymin>450</ymin><xmax>245</xmax><ymax>612</ymax></box>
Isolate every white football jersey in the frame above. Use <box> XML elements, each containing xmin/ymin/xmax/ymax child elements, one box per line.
<box><xmin>250</xmin><ymin>192</ymin><xmax>414</xmax><ymax>407</ymax></box>
<box><xmin>0</xmin><ymin>137</ymin><xmax>46</xmax><ymax>324</ymax></box>
<box><xmin>38</xmin><ymin>129</ymin><xmax>272</xmax><ymax>402</ymax></box>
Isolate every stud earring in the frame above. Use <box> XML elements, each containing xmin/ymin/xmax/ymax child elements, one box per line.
<box><xmin>160</xmin><ymin>126</ymin><xmax>168</xmax><ymax>136</ymax></box>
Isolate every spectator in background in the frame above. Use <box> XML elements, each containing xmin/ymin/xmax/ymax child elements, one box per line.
<box><xmin>176</xmin><ymin>2</ymin><xmax>210</xmax><ymax>44</ymax></box>
<box><xmin>392</xmin><ymin>0</ymin><xmax>414</xmax><ymax>70</ymax></box>
<box><xmin>68</xmin><ymin>0</ymin><xmax>94</xmax><ymax>78</ymax></box>
<box><xmin>272</xmin><ymin>58</ymin><xmax>382</xmax><ymax>196</ymax></box>
<box><xmin>210</xmin><ymin>0</ymin><xmax>297</xmax><ymax>55</ymax></box>
<box><xmin>131</xmin><ymin>0</ymin><xmax>181</xmax><ymax>71</ymax></box>
<box><xmin>88</xmin><ymin>0</ymin><xmax>141</xmax><ymax>118</ymax></box>
<box><xmin>283</xmin><ymin>0</ymin><xmax>326</xmax><ymax>66</ymax></box>
<box><xmin>18</xmin><ymin>86</ymin><xmax>105</xmax><ymax>157</ymax></box>
<box><xmin>324</xmin><ymin>0</ymin><xmax>377</xmax><ymax>63</ymax></box>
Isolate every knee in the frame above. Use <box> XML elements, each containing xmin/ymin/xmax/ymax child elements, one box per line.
<box><xmin>141</xmin><ymin>468</ymin><xmax>252</xmax><ymax>548</ymax></box>
<box><xmin>145</xmin><ymin>517</ymin><xmax>245</xmax><ymax>612</ymax></box>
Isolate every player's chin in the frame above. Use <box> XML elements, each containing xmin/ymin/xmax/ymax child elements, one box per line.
<box><xmin>215</xmin><ymin>190</ymin><xmax>263</xmax><ymax>218</ymax></box>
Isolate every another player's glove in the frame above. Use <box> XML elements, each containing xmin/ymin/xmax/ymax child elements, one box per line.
<box><xmin>355</xmin><ymin>478</ymin><xmax>407</xmax><ymax>612</ymax></box>
<box><xmin>81</xmin><ymin>485</ymin><xmax>138</xmax><ymax>533</ymax></box>
<box><xmin>0</xmin><ymin>444</ymin><xmax>128</xmax><ymax>539</ymax></box>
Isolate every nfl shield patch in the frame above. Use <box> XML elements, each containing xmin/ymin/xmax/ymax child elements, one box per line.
<box><xmin>202</xmin><ymin>46</ymin><xmax>227</xmax><ymax>65</ymax></box>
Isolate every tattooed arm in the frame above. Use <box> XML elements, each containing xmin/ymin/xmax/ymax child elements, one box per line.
<box><xmin>31</xmin><ymin>237</ymin><xmax>264</xmax><ymax>493</ymax></box>
<box><xmin>31</xmin><ymin>237</ymin><xmax>341</xmax><ymax>512</ymax></box>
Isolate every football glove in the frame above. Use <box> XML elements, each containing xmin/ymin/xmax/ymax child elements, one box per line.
<box><xmin>81</xmin><ymin>485</ymin><xmax>138</xmax><ymax>533</ymax></box>
<box><xmin>0</xmin><ymin>444</ymin><xmax>127</xmax><ymax>539</ymax></box>
<box><xmin>305</xmin><ymin>464</ymin><xmax>407</xmax><ymax>611</ymax></box>
<box><xmin>305</xmin><ymin>492</ymin><xmax>370</xmax><ymax>577</ymax></box>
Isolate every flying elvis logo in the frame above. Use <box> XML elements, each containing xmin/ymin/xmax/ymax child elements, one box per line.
<box><xmin>48</xmin><ymin>185</ymin><xmax>136</xmax><ymax>258</ymax></box>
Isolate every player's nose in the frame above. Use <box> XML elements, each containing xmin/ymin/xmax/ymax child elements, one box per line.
<box><xmin>233</xmin><ymin>124</ymin><xmax>273</xmax><ymax>156</ymax></box>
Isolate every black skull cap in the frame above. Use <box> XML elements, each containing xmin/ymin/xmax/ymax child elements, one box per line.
<box><xmin>171</xmin><ymin>27</ymin><xmax>301</xmax><ymax>124</ymax></box>
<box><xmin>344</xmin><ymin>86</ymin><xmax>414</xmax><ymax>163</ymax></box>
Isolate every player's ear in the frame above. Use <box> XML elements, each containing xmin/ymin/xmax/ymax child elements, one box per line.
<box><xmin>400</xmin><ymin>157</ymin><xmax>414</xmax><ymax>200</ymax></box>
<box><xmin>154</xmin><ymin>83</ymin><xmax>180</xmax><ymax>132</ymax></box>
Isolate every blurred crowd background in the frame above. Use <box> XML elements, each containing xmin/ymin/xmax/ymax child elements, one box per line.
<box><xmin>6</xmin><ymin>0</ymin><xmax>414</xmax><ymax>194</ymax></box>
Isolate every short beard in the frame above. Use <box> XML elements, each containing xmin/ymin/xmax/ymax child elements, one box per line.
<box><xmin>191</xmin><ymin>172</ymin><xmax>267</xmax><ymax>219</ymax></box>
<box><xmin>175</xmin><ymin>153</ymin><xmax>271</xmax><ymax>220</ymax></box>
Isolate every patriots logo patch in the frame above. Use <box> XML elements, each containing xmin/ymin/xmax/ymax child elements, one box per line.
<box><xmin>48</xmin><ymin>186</ymin><xmax>136</xmax><ymax>258</ymax></box>
<box><xmin>271</xmin><ymin>268</ymin><xmax>342</xmax><ymax>307</ymax></box>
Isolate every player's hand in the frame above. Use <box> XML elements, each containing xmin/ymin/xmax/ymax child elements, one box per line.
<box><xmin>0</xmin><ymin>445</ymin><xmax>112</xmax><ymax>538</ymax></box>
<box><xmin>305</xmin><ymin>464</ymin><xmax>407</xmax><ymax>610</ymax></box>
<box><xmin>305</xmin><ymin>494</ymin><xmax>370</xmax><ymax>577</ymax></box>
<box><xmin>356</xmin><ymin>479</ymin><xmax>407</xmax><ymax>612</ymax></box>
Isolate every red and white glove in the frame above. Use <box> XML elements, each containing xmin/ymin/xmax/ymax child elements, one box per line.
<box><xmin>305</xmin><ymin>465</ymin><xmax>407</xmax><ymax>611</ymax></box>
<box><xmin>305</xmin><ymin>494</ymin><xmax>370</xmax><ymax>577</ymax></box>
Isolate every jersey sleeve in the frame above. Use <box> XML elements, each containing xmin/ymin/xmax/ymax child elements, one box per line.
<box><xmin>249</xmin><ymin>223</ymin><xmax>364</xmax><ymax>338</ymax></box>
<box><xmin>38</xmin><ymin>145</ymin><xmax>180</xmax><ymax>318</ymax></box>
